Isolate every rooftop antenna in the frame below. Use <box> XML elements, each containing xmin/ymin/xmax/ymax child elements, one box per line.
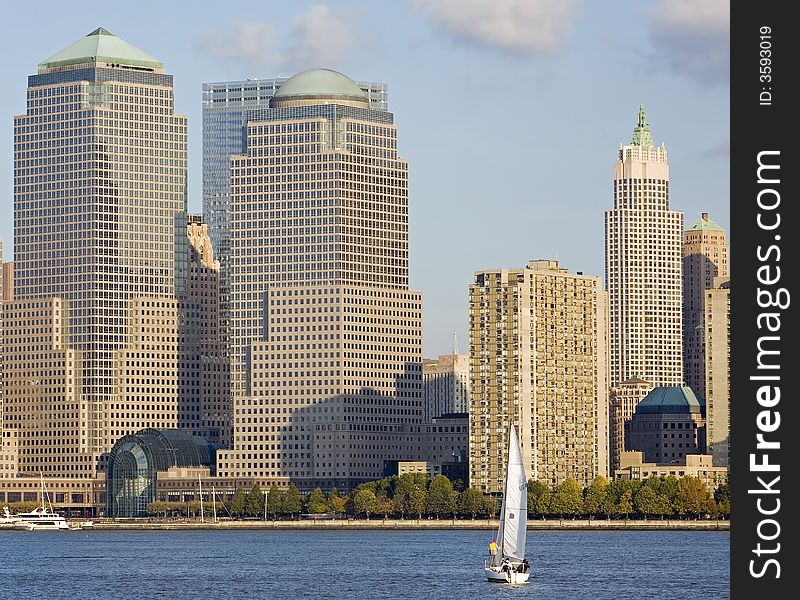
<box><xmin>453</xmin><ymin>331</ymin><xmax>459</xmax><ymax>355</ymax></box>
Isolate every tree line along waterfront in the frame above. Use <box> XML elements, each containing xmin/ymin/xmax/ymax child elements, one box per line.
<box><xmin>115</xmin><ymin>473</ymin><xmax>730</xmax><ymax>521</ymax></box>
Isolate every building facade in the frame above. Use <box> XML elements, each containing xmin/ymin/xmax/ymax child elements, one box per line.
<box><xmin>2</xmin><ymin>262</ymin><xmax>12</xmax><ymax>302</ymax></box>
<box><xmin>609</xmin><ymin>377</ymin><xmax>653</xmax><ymax>473</ymax></box>
<box><xmin>614</xmin><ymin>451</ymin><xmax>727</xmax><ymax>492</ymax></box>
<box><xmin>202</xmin><ymin>78</ymin><xmax>388</xmax><ymax>359</ymax></box>
<box><xmin>422</xmin><ymin>354</ymin><xmax>470</xmax><ymax>422</ymax></box>
<box><xmin>704</xmin><ymin>278</ymin><xmax>730</xmax><ymax>467</ymax></box>
<box><xmin>12</xmin><ymin>28</ymin><xmax>187</xmax><ymax>474</ymax></box>
<box><xmin>177</xmin><ymin>215</ymin><xmax>231</xmax><ymax>445</ymax></box>
<box><xmin>682</xmin><ymin>212</ymin><xmax>729</xmax><ymax>400</ymax></box>
<box><xmin>605</xmin><ymin>106</ymin><xmax>683</xmax><ymax>388</ymax></box>
<box><xmin>468</xmin><ymin>260</ymin><xmax>609</xmax><ymax>493</ymax></box>
<box><xmin>624</xmin><ymin>386</ymin><xmax>706</xmax><ymax>465</ymax></box>
<box><xmin>1</xmin><ymin>298</ymin><xmax>86</xmax><ymax>476</ymax></box>
<box><xmin>214</xmin><ymin>68</ymin><xmax>423</xmax><ymax>491</ymax></box>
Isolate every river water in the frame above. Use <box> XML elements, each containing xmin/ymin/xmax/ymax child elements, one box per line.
<box><xmin>2</xmin><ymin>529</ymin><xmax>729</xmax><ymax>599</ymax></box>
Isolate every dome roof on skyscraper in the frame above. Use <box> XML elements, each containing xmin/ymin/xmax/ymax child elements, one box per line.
<box><xmin>271</xmin><ymin>68</ymin><xmax>368</xmax><ymax>108</ymax></box>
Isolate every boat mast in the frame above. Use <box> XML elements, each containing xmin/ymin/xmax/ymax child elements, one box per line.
<box><xmin>212</xmin><ymin>486</ymin><xmax>217</xmax><ymax>523</ymax></box>
<box><xmin>199</xmin><ymin>475</ymin><xmax>205</xmax><ymax>523</ymax></box>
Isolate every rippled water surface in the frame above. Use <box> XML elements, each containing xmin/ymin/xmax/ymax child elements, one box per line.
<box><xmin>2</xmin><ymin>529</ymin><xmax>729</xmax><ymax>599</ymax></box>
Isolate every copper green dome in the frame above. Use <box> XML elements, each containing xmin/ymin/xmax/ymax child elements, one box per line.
<box><xmin>271</xmin><ymin>68</ymin><xmax>368</xmax><ymax>108</ymax></box>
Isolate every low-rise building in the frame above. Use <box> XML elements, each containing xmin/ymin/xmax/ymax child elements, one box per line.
<box><xmin>614</xmin><ymin>451</ymin><xmax>728</xmax><ymax>491</ymax></box>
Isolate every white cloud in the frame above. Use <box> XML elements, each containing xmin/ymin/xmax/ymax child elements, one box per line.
<box><xmin>201</xmin><ymin>21</ymin><xmax>277</xmax><ymax>68</ymax></box>
<box><xmin>648</xmin><ymin>0</ymin><xmax>729</xmax><ymax>85</ymax></box>
<box><xmin>412</xmin><ymin>0</ymin><xmax>580</xmax><ymax>55</ymax></box>
<box><xmin>283</xmin><ymin>5</ymin><xmax>355</xmax><ymax>70</ymax></box>
<box><xmin>200</xmin><ymin>5</ymin><xmax>355</xmax><ymax>71</ymax></box>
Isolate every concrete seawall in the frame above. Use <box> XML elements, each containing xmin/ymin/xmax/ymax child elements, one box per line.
<box><xmin>75</xmin><ymin>518</ymin><xmax>729</xmax><ymax>531</ymax></box>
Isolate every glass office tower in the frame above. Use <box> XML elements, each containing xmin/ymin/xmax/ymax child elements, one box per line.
<box><xmin>12</xmin><ymin>28</ymin><xmax>187</xmax><ymax>473</ymax></box>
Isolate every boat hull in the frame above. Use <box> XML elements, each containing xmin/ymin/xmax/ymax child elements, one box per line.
<box><xmin>16</xmin><ymin>521</ymin><xmax>70</xmax><ymax>531</ymax></box>
<box><xmin>485</xmin><ymin>564</ymin><xmax>530</xmax><ymax>584</ymax></box>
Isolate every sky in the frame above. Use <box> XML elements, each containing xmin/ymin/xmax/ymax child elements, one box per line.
<box><xmin>0</xmin><ymin>0</ymin><xmax>729</xmax><ymax>358</ymax></box>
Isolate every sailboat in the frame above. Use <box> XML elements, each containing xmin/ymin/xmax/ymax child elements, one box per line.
<box><xmin>484</xmin><ymin>426</ymin><xmax>530</xmax><ymax>584</ymax></box>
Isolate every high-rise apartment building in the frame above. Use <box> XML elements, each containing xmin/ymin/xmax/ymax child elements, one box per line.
<box><xmin>11</xmin><ymin>28</ymin><xmax>187</xmax><ymax>474</ymax></box>
<box><xmin>214</xmin><ymin>69</ymin><xmax>423</xmax><ymax>491</ymax></box>
<box><xmin>422</xmin><ymin>354</ymin><xmax>470</xmax><ymax>422</ymax></box>
<box><xmin>682</xmin><ymin>213</ymin><xmax>729</xmax><ymax>399</ymax></box>
<box><xmin>468</xmin><ymin>260</ymin><xmax>609</xmax><ymax>492</ymax></box>
<box><xmin>177</xmin><ymin>215</ymin><xmax>231</xmax><ymax>445</ymax></box>
<box><xmin>605</xmin><ymin>106</ymin><xmax>683</xmax><ymax>388</ymax></box>
<box><xmin>704</xmin><ymin>277</ymin><xmax>730</xmax><ymax>467</ymax></box>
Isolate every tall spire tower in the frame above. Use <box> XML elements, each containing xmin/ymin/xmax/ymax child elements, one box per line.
<box><xmin>605</xmin><ymin>106</ymin><xmax>683</xmax><ymax>388</ymax></box>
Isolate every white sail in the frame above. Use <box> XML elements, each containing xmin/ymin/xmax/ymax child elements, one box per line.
<box><xmin>500</xmin><ymin>426</ymin><xmax>527</xmax><ymax>562</ymax></box>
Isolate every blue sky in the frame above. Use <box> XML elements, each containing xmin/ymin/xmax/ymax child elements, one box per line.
<box><xmin>0</xmin><ymin>0</ymin><xmax>729</xmax><ymax>358</ymax></box>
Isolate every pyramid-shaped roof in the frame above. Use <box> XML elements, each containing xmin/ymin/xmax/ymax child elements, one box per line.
<box><xmin>687</xmin><ymin>212</ymin><xmax>724</xmax><ymax>232</ymax></box>
<box><xmin>38</xmin><ymin>27</ymin><xmax>163</xmax><ymax>71</ymax></box>
<box><xmin>635</xmin><ymin>386</ymin><xmax>704</xmax><ymax>415</ymax></box>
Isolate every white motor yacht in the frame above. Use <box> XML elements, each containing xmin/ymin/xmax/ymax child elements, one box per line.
<box><xmin>13</xmin><ymin>506</ymin><xmax>70</xmax><ymax>531</ymax></box>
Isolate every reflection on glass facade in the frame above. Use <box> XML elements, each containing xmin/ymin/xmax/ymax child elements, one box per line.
<box><xmin>106</xmin><ymin>428</ymin><xmax>217</xmax><ymax>517</ymax></box>
<box><xmin>13</xmin><ymin>28</ymin><xmax>188</xmax><ymax>472</ymax></box>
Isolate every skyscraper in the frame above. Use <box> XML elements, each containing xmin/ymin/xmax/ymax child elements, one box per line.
<box><xmin>11</xmin><ymin>28</ymin><xmax>187</xmax><ymax>473</ymax></box>
<box><xmin>177</xmin><ymin>215</ymin><xmax>231</xmax><ymax>445</ymax></box>
<box><xmin>605</xmin><ymin>106</ymin><xmax>683</xmax><ymax>388</ymax></box>
<box><xmin>682</xmin><ymin>213</ymin><xmax>729</xmax><ymax>399</ymax></box>
<box><xmin>214</xmin><ymin>69</ymin><xmax>422</xmax><ymax>490</ymax></box>
<box><xmin>704</xmin><ymin>277</ymin><xmax>730</xmax><ymax>467</ymax></box>
<box><xmin>468</xmin><ymin>260</ymin><xmax>609</xmax><ymax>492</ymax></box>
<box><xmin>201</xmin><ymin>78</ymin><xmax>387</xmax><ymax>357</ymax></box>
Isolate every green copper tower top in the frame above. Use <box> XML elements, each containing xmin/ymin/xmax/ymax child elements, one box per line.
<box><xmin>631</xmin><ymin>104</ymin><xmax>654</xmax><ymax>146</ymax></box>
<box><xmin>38</xmin><ymin>27</ymin><xmax>164</xmax><ymax>72</ymax></box>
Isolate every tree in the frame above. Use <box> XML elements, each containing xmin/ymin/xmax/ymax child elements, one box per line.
<box><xmin>394</xmin><ymin>473</ymin><xmax>425</xmax><ymax>518</ymax></box>
<box><xmin>633</xmin><ymin>485</ymin><xmax>659</xmax><ymax>517</ymax></box>
<box><xmin>230</xmin><ymin>488</ymin><xmax>247</xmax><ymax>518</ymax></box>
<box><xmin>617</xmin><ymin>489</ymin><xmax>634</xmax><ymax>517</ymax></box>
<box><xmin>549</xmin><ymin>478</ymin><xmax>583</xmax><ymax>516</ymax></box>
<box><xmin>527</xmin><ymin>480</ymin><xmax>551</xmax><ymax>515</ymax></box>
<box><xmin>266</xmin><ymin>485</ymin><xmax>283</xmax><ymax>517</ymax></box>
<box><xmin>426</xmin><ymin>475</ymin><xmax>456</xmax><ymax>517</ymax></box>
<box><xmin>675</xmin><ymin>476</ymin><xmax>714</xmax><ymax>517</ymax></box>
<box><xmin>246</xmin><ymin>484</ymin><xmax>265</xmax><ymax>518</ymax></box>
<box><xmin>327</xmin><ymin>487</ymin><xmax>347</xmax><ymax>515</ymax></box>
<box><xmin>352</xmin><ymin>488</ymin><xmax>378</xmax><ymax>518</ymax></box>
<box><xmin>283</xmin><ymin>484</ymin><xmax>302</xmax><ymax>516</ymax></box>
<box><xmin>148</xmin><ymin>501</ymin><xmax>171</xmax><ymax>517</ymax></box>
<box><xmin>306</xmin><ymin>488</ymin><xmax>328</xmax><ymax>514</ymax></box>
<box><xmin>714</xmin><ymin>484</ymin><xmax>730</xmax><ymax>517</ymax></box>
<box><xmin>375</xmin><ymin>495</ymin><xmax>394</xmax><ymax>518</ymax></box>
<box><xmin>408</xmin><ymin>488</ymin><xmax>427</xmax><ymax>518</ymax></box>
<box><xmin>483</xmin><ymin>496</ymin><xmax>500</xmax><ymax>518</ymax></box>
<box><xmin>458</xmin><ymin>487</ymin><xmax>486</xmax><ymax>519</ymax></box>
<box><xmin>660</xmin><ymin>476</ymin><xmax>680</xmax><ymax>505</ymax></box>
<box><xmin>583</xmin><ymin>476</ymin><xmax>610</xmax><ymax>515</ymax></box>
